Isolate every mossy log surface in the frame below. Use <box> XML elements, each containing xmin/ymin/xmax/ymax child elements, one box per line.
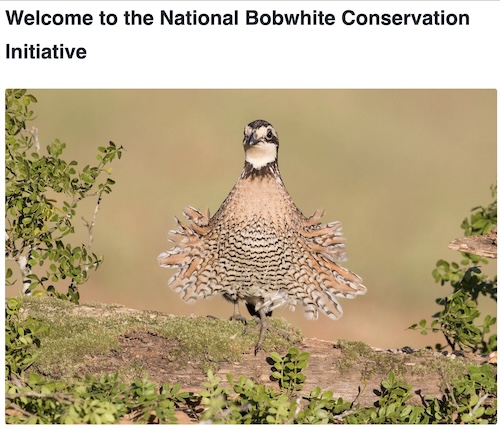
<box><xmin>20</xmin><ymin>297</ymin><xmax>488</xmax><ymax>409</ymax></box>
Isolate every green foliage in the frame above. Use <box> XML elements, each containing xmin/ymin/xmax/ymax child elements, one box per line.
<box><xmin>451</xmin><ymin>364</ymin><xmax>497</xmax><ymax>423</ymax></box>
<box><xmin>410</xmin><ymin>186</ymin><xmax>497</xmax><ymax>353</ymax></box>
<box><xmin>5</xmin><ymin>297</ymin><xmax>49</xmax><ymax>378</ymax></box>
<box><xmin>199</xmin><ymin>364</ymin><xmax>305</xmax><ymax>423</ymax></box>
<box><xmin>301</xmin><ymin>387</ymin><xmax>352</xmax><ymax>423</ymax></box>
<box><xmin>197</xmin><ymin>351</ymin><xmax>496</xmax><ymax>424</ymax></box>
<box><xmin>5</xmin><ymin>89</ymin><xmax>123</xmax><ymax>301</ymax></box>
<box><xmin>200</xmin><ymin>347</ymin><xmax>309</xmax><ymax>424</ymax></box>
<box><xmin>5</xmin><ymin>372</ymin><xmax>189</xmax><ymax>424</ymax></box>
<box><xmin>413</xmin><ymin>273</ymin><xmax>497</xmax><ymax>353</ymax></box>
<box><xmin>126</xmin><ymin>377</ymin><xmax>190</xmax><ymax>423</ymax></box>
<box><xmin>461</xmin><ymin>185</ymin><xmax>497</xmax><ymax>237</ymax></box>
<box><xmin>344</xmin><ymin>371</ymin><xmax>430</xmax><ymax>424</ymax></box>
<box><xmin>5</xmin><ymin>317</ymin><xmax>497</xmax><ymax>425</ymax></box>
<box><xmin>269</xmin><ymin>346</ymin><xmax>309</xmax><ymax>395</ymax></box>
<box><xmin>6</xmin><ymin>300</ymin><xmax>190</xmax><ymax>425</ymax></box>
<box><xmin>197</xmin><ymin>349</ymin><xmax>320</xmax><ymax>423</ymax></box>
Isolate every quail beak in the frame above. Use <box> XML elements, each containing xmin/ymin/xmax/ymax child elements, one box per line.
<box><xmin>245</xmin><ymin>133</ymin><xmax>258</xmax><ymax>147</ymax></box>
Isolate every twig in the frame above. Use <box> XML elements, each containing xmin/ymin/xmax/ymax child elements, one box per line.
<box><xmin>80</xmin><ymin>192</ymin><xmax>104</xmax><ymax>283</ymax></box>
<box><xmin>9</xmin><ymin>373</ymin><xmax>28</xmax><ymax>388</ymax></box>
<box><xmin>6</xmin><ymin>401</ymin><xmax>37</xmax><ymax>419</ymax></box>
<box><xmin>18</xmin><ymin>250</ymin><xmax>32</xmax><ymax>295</ymax></box>
<box><xmin>470</xmin><ymin>393</ymin><xmax>489</xmax><ymax>416</ymax></box>
<box><xmin>28</xmin><ymin>127</ymin><xmax>40</xmax><ymax>153</ymax></box>
<box><xmin>82</xmin><ymin>193</ymin><xmax>102</xmax><ymax>254</ymax></box>
<box><xmin>445</xmin><ymin>380</ymin><xmax>459</xmax><ymax>410</ymax></box>
<box><xmin>332</xmin><ymin>407</ymin><xmax>359</xmax><ymax>422</ymax></box>
<box><xmin>5</xmin><ymin>391</ymin><xmax>74</xmax><ymax>404</ymax></box>
<box><xmin>332</xmin><ymin>384</ymin><xmax>364</xmax><ymax>422</ymax></box>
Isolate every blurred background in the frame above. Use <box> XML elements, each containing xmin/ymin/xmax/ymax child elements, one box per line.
<box><xmin>6</xmin><ymin>89</ymin><xmax>496</xmax><ymax>349</ymax></box>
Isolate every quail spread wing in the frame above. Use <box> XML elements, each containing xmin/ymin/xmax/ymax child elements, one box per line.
<box><xmin>158</xmin><ymin>164</ymin><xmax>366</xmax><ymax>320</ymax></box>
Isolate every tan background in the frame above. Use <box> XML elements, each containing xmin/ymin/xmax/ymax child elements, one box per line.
<box><xmin>6</xmin><ymin>89</ymin><xmax>496</xmax><ymax>349</ymax></box>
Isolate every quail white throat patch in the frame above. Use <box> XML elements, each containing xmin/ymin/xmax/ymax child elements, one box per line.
<box><xmin>244</xmin><ymin>142</ymin><xmax>277</xmax><ymax>169</ymax></box>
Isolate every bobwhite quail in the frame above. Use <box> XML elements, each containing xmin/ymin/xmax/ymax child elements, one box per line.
<box><xmin>158</xmin><ymin>119</ymin><xmax>367</xmax><ymax>353</ymax></box>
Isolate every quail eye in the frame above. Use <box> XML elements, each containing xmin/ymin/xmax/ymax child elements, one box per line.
<box><xmin>266</xmin><ymin>129</ymin><xmax>273</xmax><ymax>139</ymax></box>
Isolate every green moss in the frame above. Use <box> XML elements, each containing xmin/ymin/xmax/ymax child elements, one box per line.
<box><xmin>336</xmin><ymin>339</ymin><xmax>373</xmax><ymax>375</ymax></box>
<box><xmin>80</xmin><ymin>301</ymin><xmax>126</xmax><ymax>309</ymax></box>
<box><xmin>335</xmin><ymin>339</ymin><xmax>476</xmax><ymax>393</ymax></box>
<box><xmin>412</xmin><ymin>354</ymin><xmax>471</xmax><ymax>388</ymax></box>
<box><xmin>21</xmin><ymin>297</ymin><xmax>118</xmax><ymax>376</ymax></box>
<box><xmin>19</xmin><ymin>296</ymin><xmax>300</xmax><ymax>379</ymax></box>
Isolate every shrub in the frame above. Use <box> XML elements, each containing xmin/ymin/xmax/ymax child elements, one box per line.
<box><xmin>5</xmin><ymin>89</ymin><xmax>123</xmax><ymax>302</ymax></box>
<box><xmin>410</xmin><ymin>186</ymin><xmax>497</xmax><ymax>353</ymax></box>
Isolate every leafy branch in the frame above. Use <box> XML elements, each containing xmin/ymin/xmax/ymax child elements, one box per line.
<box><xmin>410</xmin><ymin>185</ymin><xmax>497</xmax><ymax>353</ymax></box>
<box><xmin>5</xmin><ymin>89</ymin><xmax>123</xmax><ymax>302</ymax></box>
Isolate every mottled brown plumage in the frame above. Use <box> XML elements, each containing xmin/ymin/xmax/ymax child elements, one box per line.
<box><xmin>159</xmin><ymin>120</ymin><xmax>366</xmax><ymax>353</ymax></box>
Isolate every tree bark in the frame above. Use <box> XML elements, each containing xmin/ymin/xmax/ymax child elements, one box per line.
<box><xmin>448</xmin><ymin>228</ymin><xmax>497</xmax><ymax>259</ymax></box>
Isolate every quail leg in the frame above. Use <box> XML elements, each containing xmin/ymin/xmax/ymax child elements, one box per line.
<box><xmin>254</xmin><ymin>309</ymin><xmax>271</xmax><ymax>354</ymax></box>
<box><xmin>229</xmin><ymin>301</ymin><xmax>247</xmax><ymax>325</ymax></box>
<box><xmin>255</xmin><ymin>310</ymin><xmax>289</xmax><ymax>355</ymax></box>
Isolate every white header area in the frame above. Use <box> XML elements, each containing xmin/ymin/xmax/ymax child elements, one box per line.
<box><xmin>1</xmin><ymin>1</ymin><xmax>499</xmax><ymax>88</ymax></box>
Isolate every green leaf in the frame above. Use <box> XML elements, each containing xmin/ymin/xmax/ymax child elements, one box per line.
<box><xmin>271</xmin><ymin>371</ymin><xmax>283</xmax><ymax>379</ymax></box>
<box><xmin>269</xmin><ymin>352</ymin><xmax>281</xmax><ymax>362</ymax></box>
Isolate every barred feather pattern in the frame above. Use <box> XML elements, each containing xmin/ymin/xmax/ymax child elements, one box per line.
<box><xmin>158</xmin><ymin>163</ymin><xmax>367</xmax><ymax>322</ymax></box>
